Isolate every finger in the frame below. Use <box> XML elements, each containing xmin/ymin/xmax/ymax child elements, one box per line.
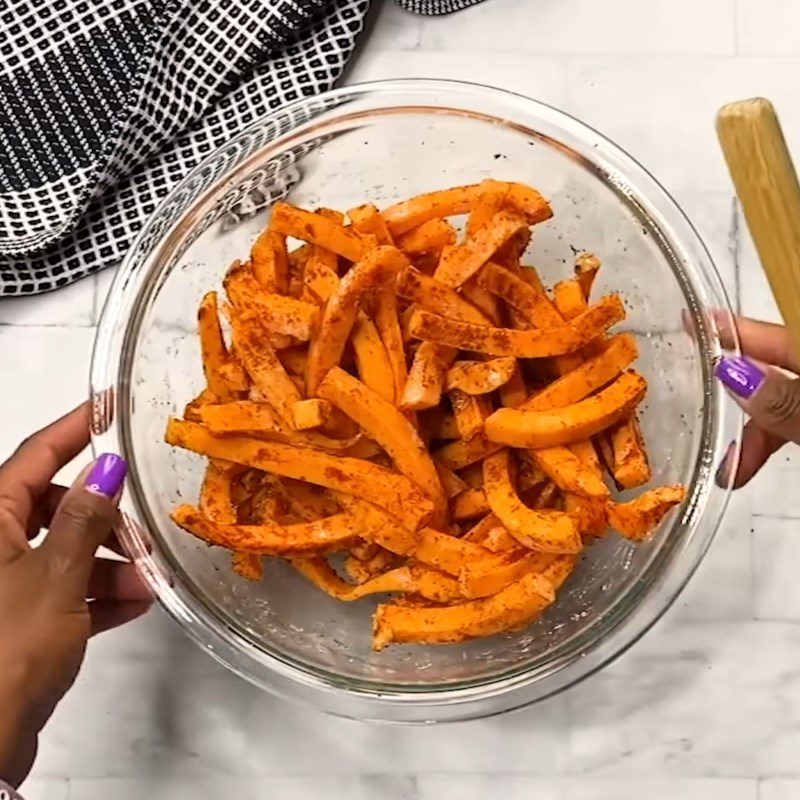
<box><xmin>717</xmin><ymin>315</ymin><xmax>799</xmax><ymax>373</ymax></box>
<box><xmin>25</xmin><ymin>483</ymin><xmax>68</xmax><ymax>539</ymax></box>
<box><xmin>716</xmin><ymin>421</ymin><xmax>786</xmax><ymax>489</ymax></box>
<box><xmin>87</xmin><ymin>559</ymin><xmax>152</xmax><ymax>602</ymax></box>
<box><xmin>40</xmin><ymin>454</ymin><xmax>128</xmax><ymax>595</ymax></box>
<box><xmin>89</xmin><ymin>599</ymin><xmax>152</xmax><ymax>636</ymax></box>
<box><xmin>0</xmin><ymin>403</ymin><xmax>91</xmax><ymax>526</ymax></box>
<box><xmin>716</xmin><ymin>356</ymin><xmax>800</xmax><ymax>443</ymax></box>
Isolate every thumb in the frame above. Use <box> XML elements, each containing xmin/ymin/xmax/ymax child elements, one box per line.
<box><xmin>716</xmin><ymin>356</ymin><xmax>800</xmax><ymax>443</ymax></box>
<box><xmin>40</xmin><ymin>453</ymin><xmax>128</xmax><ymax>593</ymax></box>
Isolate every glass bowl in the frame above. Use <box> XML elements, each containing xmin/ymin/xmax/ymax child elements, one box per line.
<box><xmin>91</xmin><ymin>79</ymin><xmax>740</xmax><ymax>722</ymax></box>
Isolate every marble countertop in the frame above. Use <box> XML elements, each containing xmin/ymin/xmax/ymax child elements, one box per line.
<box><xmin>2</xmin><ymin>1</ymin><xmax>800</xmax><ymax>797</ymax></box>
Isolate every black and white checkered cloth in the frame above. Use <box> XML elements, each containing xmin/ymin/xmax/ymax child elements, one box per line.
<box><xmin>0</xmin><ymin>0</ymin><xmax>487</xmax><ymax>296</ymax></box>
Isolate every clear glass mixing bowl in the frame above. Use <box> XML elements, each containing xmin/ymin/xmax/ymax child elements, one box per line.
<box><xmin>91</xmin><ymin>79</ymin><xmax>740</xmax><ymax>722</ymax></box>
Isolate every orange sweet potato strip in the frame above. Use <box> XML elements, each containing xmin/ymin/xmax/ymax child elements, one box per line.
<box><xmin>171</xmin><ymin>504</ymin><xmax>358</xmax><ymax>554</ymax></box>
<box><xmin>217</xmin><ymin>358</ymin><xmax>249</xmax><ymax>392</ymax></box>
<box><xmin>372</xmin><ymin>569</ymin><xmax>554</xmax><ymax>650</ymax></box>
<box><xmin>198</xmin><ymin>291</ymin><xmax>238</xmax><ymax>400</ymax></box>
<box><xmin>317</xmin><ymin>367</ymin><xmax>447</xmax><ymax>525</ymax></box>
<box><xmin>498</xmin><ymin>364</ymin><xmax>528</xmax><ymax>409</ymax></box>
<box><xmin>252</xmin><ymin>292</ymin><xmax>321</xmax><ymax>341</ymax></box>
<box><xmin>291</xmin><ymin>398</ymin><xmax>333</xmax><ymax>431</ymax></box>
<box><xmin>306</xmin><ymin>245</ymin><xmax>409</xmax><ymax>395</ymax></box>
<box><xmin>519</xmin><ymin>332</ymin><xmax>639</xmax><ymax>412</ymax></box>
<box><xmin>270</xmin><ymin>201</ymin><xmax>374</xmax><ymax>263</ymax></box>
<box><xmin>610</xmin><ymin>415</ymin><xmax>652</xmax><ymax>489</ymax></box>
<box><xmin>408</xmin><ymin>295</ymin><xmax>625</xmax><ymax>358</ymax></box>
<box><xmin>435</xmin><ymin>462</ymin><xmax>468</xmax><ymax>499</ymax></box>
<box><xmin>348</xmin><ymin>203</ymin><xmax>395</xmax><ymax>245</ymax></box>
<box><xmin>166</xmin><ymin>419</ymin><xmax>433</xmax><ymax>530</ymax></box>
<box><xmin>433</xmin><ymin>211</ymin><xmax>529</xmax><ymax>289</ymax></box>
<box><xmin>199</xmin><ymin>400</ymin><xmax>282</xmax><ymax>434</ymax></box>
<box><xmin>200</xmin><ymin>461</ymin><xmax>238</xmax><ymax>524</ymax></box>
<box><xmin>381</xmin><ymin>182</ymin><xmax>552</xmax><ymax>237</ymax></box>
<box><xmin>606</xmin><ymin>485</ymin><xmax>687</xmax><ymax>541</ymax></box>
<box><xmin>397</xmin><ymin>218</ymin><xmax>457</xmax><ymax>256</ymax></box>
<box><xmin>530</xmin><ymin>446</ymin><xmax>610</xmax><ymax>499</ymax></box>
<box><xmin>372</xmin><ymin>286</ymin><xmax>408</xmax><ymax>404</ymax></box>
<box><xmin>575</xmin><ymin>252</ymin><xmax>601</xmax><ymax>300</ymax></box>
<box><xmin>300</xmin><ymin>208</ymin><xmax>344</xmax><ymax>305</ymax></box>
<box><xmin>449</xmin><ymin>389</ymin><xmax>492</xmax><ymax>441</ymax></box>
<box><xmin>486</xmin><ymin>371</ymin><xmax>648</xmax><ymax>449</ymax></box>
<box><xmin>461</xmin><ymin>277</ymin><xmax>503</xmax><ymax>325</ymax></box>
<box><xmin>477</xmin><ymin>262</ymin><xmax>564</xmax><ymax>329</ymax></box>
<box><xmin>446</xmin><ymin>356</ymin><xmax>516</xmax><ymax>395</ymax></box>
<box><xmin>229</xmin><ymin>313</ymin><xmax>301</xmax><ymax>428</ymax></box>
<box><xmin>396</xmin><ymin>266</ymin><xmax>491</xmax><ymax>325</ymax></box>
<box><xmin>400</xmin><ymin>341</ymin><xmax>458</xmax><ymax>411</ymax></box>
<box><xmin>251</xmin><ymin>228</ymin><xmax>289</xmax><ymax>294</ymax></box>
<box><xmin>281</xmin><ymin>478</ymin><xmax>341</xmax><ymax>521</ymax></box>
<box><xmin>434</xmin><ymin>435</ymin><xmax>503</xmax><ymax>471</ymax></box>
<box><xmin>458</xmin><ymin>551</ymin><xmax>556</xmax><ymax>599</ymax></box>
<box><xmin>553</xmin><ymin>278</ymin><xmax>588</xmax><ymax>321</ymax></box>
<box><xmin>231</xmin><ymin>552</ymin><xmax>264</xmax><ymax>581</ymax></box>
<box><xmin>351</xmin><ymin>312</ymin><xmax>395</xmax><ymax>403</ymax></box>
<box><xmin>466</xmin><ymin>179</ymin><xmax>511</xmax><ymax>237</ymax></box>
<box><xmin>451</xmin><ymin>487</ymin><xmax>490</xmax><ymax>521</ymax></box>
<box><xmin>482</xmin><ymin>449</ymin><xmax>582</xmax><ymax>554</ymax></box>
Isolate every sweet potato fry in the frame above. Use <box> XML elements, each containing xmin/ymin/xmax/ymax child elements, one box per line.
<box><xmin>466</xmin><ymin>179</ymin><xmax>510</xmax><ymax>237</ymax></box>
<box><xmin>610</xmin><ymin>415</ymin><xmax>652</xmax><ymax>489</ymax></box>
<box><xmin>408</xmin><ymin>295</ymin><xmax>625</xmax><ymax>358</ymax></box>
<box><xmin>198</xmin><ymin>292</ymin><xmax>237</xmax><ymax>400</ymax></box>
<box><xmin>575</xmin><ymin>253</ymin><xmax>601</xmax><ymax>300</ymax></box>
<box><xmin>291</xmin><ymin>398</ymin><xmax>332</xmax><ymax>431</ymax></box>
<box><xmin>498</xmin><ymin>364</ymin><xmax>528</xmax><ymax>409</ymax></box>
<box><xmin>606</xmin><ymin>485</ymin><xmax>687</xmax><ymax>541</ymax></box>
<box><xmin>171</xmin><ymin>504</ymin><xmax>358</xmax><ymax>554</ymax></box>
<box><xmin>372</xmin><ymin>286</ymin><xmax>407</xmax><ymax>403</ymax></box>
<box><xmin>434</xmin><ymin>435</ymin><xmax>503</xmax><ymax>471</ymax></box>
<box><xmin>229</xmin><ymin>312</ymin><xmax>301</xmax><ymax>428</ymax></box>
<box><xmin>553</xmin><ymin>278</ymin><xmax>587</xmax><ymax>321</ymax></box>
<box><xmin>452</xmin><ymin>487</ymin><xmax>490</xmax><ymax>521</ymax></box>
<box><xmin>270</xmin><ymin>202</ymin><xmax>374</xmax><ymax>263</ymax></box>
<box><xmin>397</xmin><ymin>218</ymin><xmax>457</xmax><ymax>256</ymax></box>
<box><xmin>449</xmin><ymin>389</ymin><xmax>492</xmax><ymax>441</ymax></box>
<box><xmin>200</xmin><ymin>461</ymin><xmax>238</xmax><ymax>524</ymax></box>
<box><xmin>433</xmin><ymin>211</ymin><xmax>528</xmax><ymax>288</ymax></box>
<box><xmin>446</xmin><ymin>356</ymin><xmax>516</xmax><ymax>395</ymax></box>
<box><xmin>460</xmin><ymin>277</ymin><xmax>503</xmax><ymax>325</ymax></box>
<box><xmin>306</xmin><ymin>245</ymin><xmax>409</xmax><ymax>395</ymax></box>
<box><xmin>477</xmin><ymin>262</ymin><xmax>564</xmax><ymax>329</ymax></box>
<box><xmin>396</xmin><ymin>266</ymin><xmax>491</xmax><ymax>325</ymax></box>
<box><xmin>372</xmin><ymin>569</ymin><xmax>554</xmax><ymax>649</ymax></box>
<box><xmin>199</xmin><ymin>400</ymin><xmax>282</xmax><ymax>435</ymax></box>
<box><xmin>348</xmin><ymin>203</ymin><xmax>394</xmax><ymax>245</ymax></box>
<box><xmin>400</xmin><ymin>341</ymin><xmax>458</xmax><ymax>411</ymax></box>
<box><xmin>251</xmin><ymin>228</ymin><xmax>289</xmax><ymax>294</ymax></box>
<box><xmin>482</xmin><ymin>450</ymin><xmax>582</xmax><ymax>554</ymax></box>
<box><xmin>231</xmin><ymin>551</ymin><xmax>264</xmax><ymax>581</ymax></box>
<box><xmin>351</xmin><ymin>312</ymin><xmax>395</xmax><ymax>403</ymax></box>
<box><xmin>530</xmin><ymin>446</ymin><xmax>610</xmax><ymax>499</ymax></box>
<box><xmin>485</xmin><ymin>371</ymin><xmax>647</xmax><ymax>449</ymax></box>
<box><xmin>317</xmin><ymin>367</ymin><xmax>447</xmax><ymax>524</ymax></box>
<box><xmin>435</xmin><ymin>462</ymin><xmax>469</xmax><ymax>499</ymax></box>
<box><xmin>459</xmin><ymin>551</ymin><xmax>556</xmax><ymax>599</ymax></box>
<box><xmin>281</xmin><ymin>478</ymin><xmax>341</xmax><ymax>521</ymax></box>
<box><xmin>166</xmin><ymin>419</ymin><xmax>433</xmax><ymax>530</ymax></box>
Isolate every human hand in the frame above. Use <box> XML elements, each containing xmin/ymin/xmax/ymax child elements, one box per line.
<box><xmin>715</xmin><ymin>315</ymin><xmax>800</xmax><ymax>487</ymax></box>
<box><xmin>0</xmin><ymin>403</ymin><xmax>151</xmax><ymax>788</ymax></box>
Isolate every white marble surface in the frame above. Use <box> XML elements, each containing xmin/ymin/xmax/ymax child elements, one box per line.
<box><xmin>2</xmin><ymin>1</ymin><xmax>800</xmax><ymax>797</ymax></box>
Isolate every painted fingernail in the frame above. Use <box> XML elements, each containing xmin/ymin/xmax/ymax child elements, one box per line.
<box><xmin>714</xmin><ymin>356</ymin><xmax>765</xmax><ymax>399</ymax></box>
<box><xmin>85</xmin><ymin>453</ymin><xmax>128</xmax><ymax>499</ymax></box>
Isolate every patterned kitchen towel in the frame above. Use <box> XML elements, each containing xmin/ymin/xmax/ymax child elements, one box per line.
<box><xmin>0</xmin><ymin>0</ymin><xmax>488</xmax><ymax>296</ymax></box>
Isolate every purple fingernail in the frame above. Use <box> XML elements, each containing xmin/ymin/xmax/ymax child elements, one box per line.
<box><xmin>85</xmin><ymin>453</ymin><xmax>128</xmax><ymax>499</ymax></box>
<box><xmin>715</xmin><ymin>356</ymin><xmax>765</xmax><ymax>399</ymax></box>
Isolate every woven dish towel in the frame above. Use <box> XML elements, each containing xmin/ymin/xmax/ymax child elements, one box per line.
<box><xmin>0</xmin><ymin>0</ymin><xmax>488</xmax><ymax>296</ymax></box>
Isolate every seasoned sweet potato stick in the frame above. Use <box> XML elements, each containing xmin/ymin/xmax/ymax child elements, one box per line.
<box><xmin>270</xmin><ymin>202</ymin><xmax>375</xmax><ymax>263</ymax></box>
<box><xmin>433</xmin><ymin>211</ymin><xmax>528</xmax><ymax>289</ymax></box>
<box><xmin>400</xmin><ymin>341</ymin><xmax>458</xmax><ymax>411</ymax></box>
<box><xmin>449</xmin><ymin>389</ymin><xmax>492</xmax><ymax>441</ymax></box>
<box><xmin>229</xmin><ymin>313</ymin><xmax>301</xmax><ymax>428</ymax></box>
<box><xmin>198</xmin><ymin>291</ymin><xmax>237</xmax><ymax>400</ymax></box>
<box><xmin>397</xmin><ymin>218</ymin><xmax>457</xmax><ymax>256</ymax></box>
<box><xmin>171</xmin><ymin>504</ymin><xmax>358</xmax><ymax>554</ymax></box>
<box><xmin>483</xmin><ymin>450</ymin><xmax>582</xmax><ymax>554</ymax></box>
<box><xmin>372</xmin><ymin>569</ymin><xmax>555</xmax><ymax>650</ymax></box>
<box><xmin>251</xmin><ymin>228</ymin><xmax>289</xmax><ymax>294</ymax></box>
<box><xmin>351</xmin><ymin>313</ymin><xmax>395</xmax><ymax>403</ymax></box>
<box><xmin>485</xmin><ymin>371</ymin><xmax>647</xmax><ymax>449</ymax></box>
<box><xmin>477</xmin><ymin>262</ymin><xmax>564</xmax><ymax>329</ymax></box>
<box><xmin>446</xmin><ymin>356</ymin><xmax>516</xmax><ymax>395</ymax></box>
<box><xmin>317</xmin><ymin>367</ymin><xmax>447</xmax><ymax>525</ymax></box>
<box><xmin>459</xmin><ymin>551</ymin><xmax>556</xmax><ymax>599</ymax></box>
<box><xmin>231</xmin><ymin>552</ymin><xmax>264</xmax><ymax>581</ymax></box>
<box><xmin>452</xmin><ymin>487</ymin><xmax>490</xmax><ymax>521</ymax></box>
<box><xmin>435</xmin><ymin>463</ymin><xmax>469</xmax><ymax>499</ymax></box>
<box><xmin>373</xmin><ymin>286</ymin><xmax>408</xmax><ymax>403</ymax></box>
<box><xmin>575</xmin><ymin>253</ymin><xmax>601</xmax><ymax>300</ymax></box>
<box><xmin>306</xmin><ymin>245</ymin><xmax>409</xmax><ymax>395</ymax></box>
<box><xmin>291</xmin><ymin>398</ymin><xmax>333</xmax><ymax>431</ymax></box>
<box><xmin>408</xmin><ymin>295</ymin><xmax>625</xmax><ymax>358</ymax></box>
<box><xmin>396</xmin><ymin>266</ymin><xmax>491</xmax><ymax>325</ymax></box>
<box><xmin>348</xmin><ymin>203</ymin><xmax>394</xmax><ymax>245</ymax></box>
<box><xmin>466</xmin><ymin>179</ymin><xmax>510</xmax><ymax>237</ymax></box>
<box><xmin>606</xmin><ymin>485</ymin><xmax>687</xmax><ymax>541</ymax></box>
<box><xmin>610</xmin><ymin>416</ymin><xmax>652</xmax><ymax>488</ymax></box>
<box><xmin>166</xmin><ymin>419</ymin><xmax>434</xmax><ymax>530</ymax></box>
<box><xmin>200</xmin><ymin>400</ymin><xmax>283</xmax><ymax>435</ymax></box>
<box><xmin>200</xmin><ymin>461</ymin><xmax>238</xmax><ymax>524</ymax></box>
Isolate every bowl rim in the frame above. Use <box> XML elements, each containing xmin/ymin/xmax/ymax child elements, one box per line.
<box><xmin>91</xmin><ymin>77</ymin><xmax>742</xmax><ymax>722</ymax></box>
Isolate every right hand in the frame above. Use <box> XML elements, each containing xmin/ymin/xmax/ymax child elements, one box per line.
<box><xmin>715</xmin><ymin>315</ymin><xmax>800</xmax><ymax>487</ymax></box>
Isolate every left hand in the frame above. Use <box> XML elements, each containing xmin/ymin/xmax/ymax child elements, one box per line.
<box><xmin>0</xmin><ymin>403</ymin><xmax>151</xmax><ymax>787</ymax></box>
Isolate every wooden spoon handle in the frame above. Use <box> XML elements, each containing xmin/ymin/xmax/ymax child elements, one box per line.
<box><xmin>717</xmin><ymin>97</ymin><xmax>800</xmax><ymax>357</ymax></box>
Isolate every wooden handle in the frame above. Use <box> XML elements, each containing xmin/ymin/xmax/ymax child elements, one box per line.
<box><xmin>717</xmin><ymin>97</ymin><xmax>800</xmax><ymax>357</ymax></box>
